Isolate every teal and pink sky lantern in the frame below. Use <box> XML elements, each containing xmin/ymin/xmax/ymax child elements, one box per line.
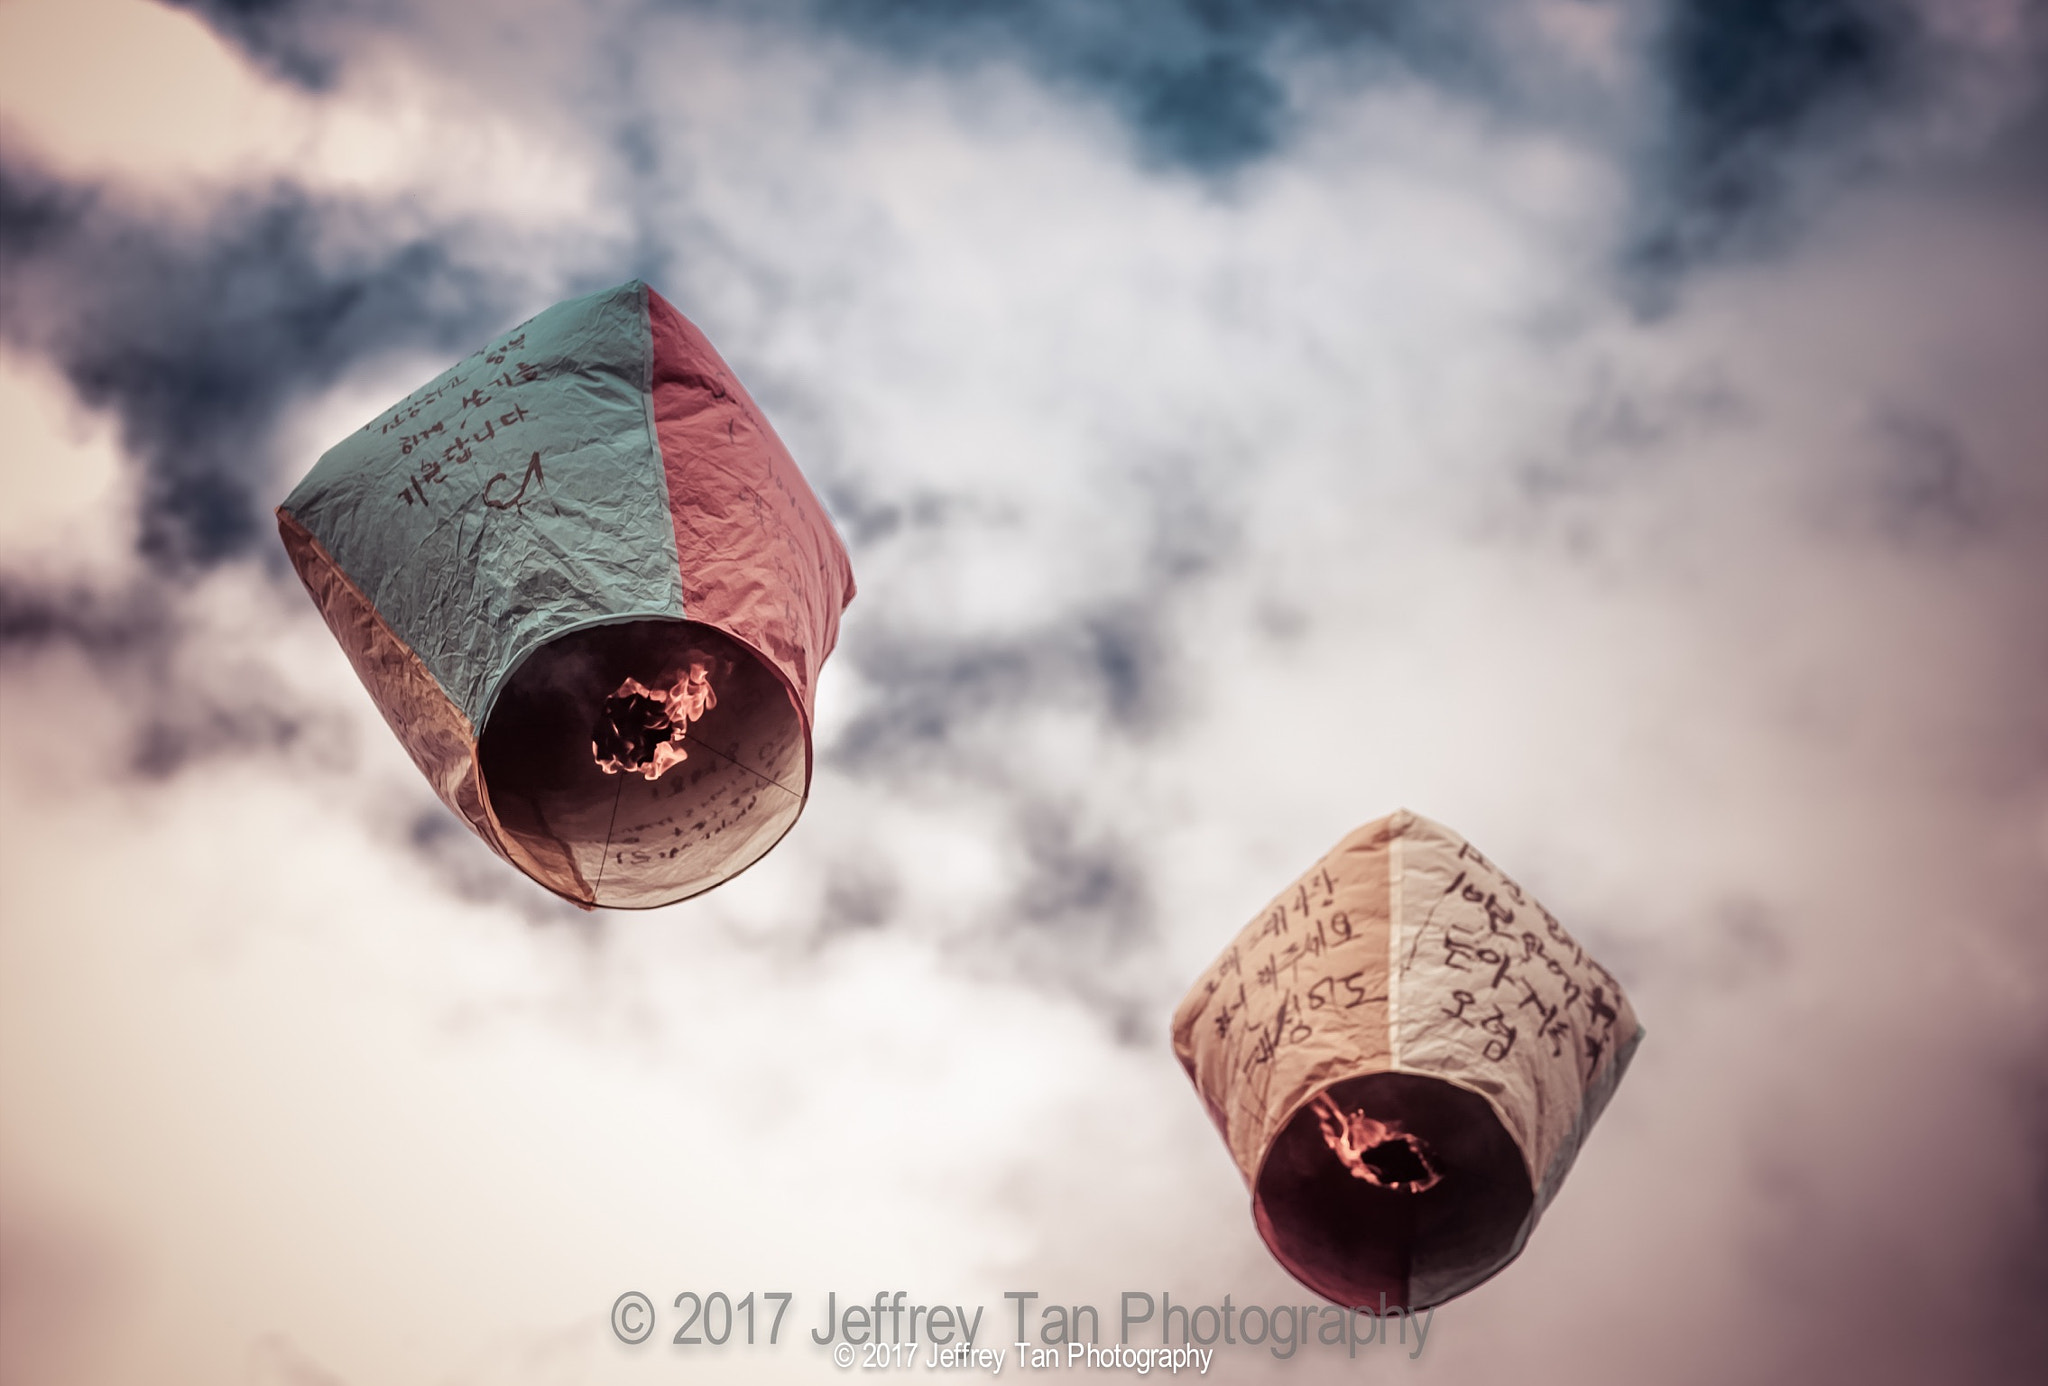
<box><xmin>277</xmin><ymin>282</ymin><xmax>856</xmax><ymax>909</ymax></box>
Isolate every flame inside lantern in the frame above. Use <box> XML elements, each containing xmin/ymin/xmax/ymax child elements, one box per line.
<box><xmin>591</xmin><ymin>655</ymin><xmax>721</xmax><ymax>780</ymax></box>
<box><xmin>1311</xmin><ymin>1093</ymin><xmax>1443</xmax><ymax>1193</ymax></box>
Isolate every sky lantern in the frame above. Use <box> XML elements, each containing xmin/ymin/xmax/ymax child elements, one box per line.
<box><xmin>1173</xmin><ymin>810</ymin><xmax>1643</xmax><ymax>1310</ymax></box>
<box><xmin>277</xmin><ymin>281</ymin><xmax>855</xmax><ymax>908</ymax></box>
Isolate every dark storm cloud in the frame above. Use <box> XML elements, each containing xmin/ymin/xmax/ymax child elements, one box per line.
<box><xmin>820</xmin><ymin>857</ymin><xmax>899</xmax><ymax>932</ymax></box>
<box><xmin>125</xmin><ymin>670</ymin><xmax>349</xmax><ymax>779</ymax></box>
<box><xmin>153</xmin><ymin>0</ymin><xmax>2019</xmax><ymax>240</ymax></box>
<box><xmin>798</xmin><ymin>0</ymin><xmax>1463</xmax><ymax>171</ymax></box>
<box><xmin>152</xmin><ymin>0</ymin><xmax>2037</xmax><ymax>355</ymax></box>
<box><xmin>828</xmin><ymin>453</ymin><xmax>1235</xmax><ymax>780</ymax></box>
<box><xmin>1006</xmin><ymin>804</ymin><xmax>1155</xmax><ymax>1031</ymax></box>
<box><xmin>811</xmin><ymin>490</ymin><xmax>1229</xmax><ymax>1006</ymax></box>
<box><xmin>0</xmin><ymin>574</ymin><xmax>168</xmax><ymax>661</ymax></box>
<box><xmin>0</xmin><ymin>571</ymin><xmax>359</xmax><ymax>782</ymax></box>
<box><xmin>1868</xmin><ymin>410</ymin><xmax>1989</xmax><ymax>541</ymax></box>
<box><xmin>1627</xmin><ymin>0</ymin><xmax>1968</xmax><ymax>287</ymax></box>
<box><xmin>154</xmin><ymin>0</ymin><xmax>2012</xmax><ymax>291</ymax></box>
<box><xmin>1513</xmin><ymin>360</ymin><xmax>1749</xmax><ymax>516</ymax></box>
<box><xmin>810</xmin><ymin>0</ymin><xmax>2000</xmax><ymax>287</ymax></box>
<box><xmin>167</xmin><ymin>0</ymin><xmax>1487</xmax><ymax>172</ymax></box>
<box><xmin>0</xmin><ymin>561</ymin><xmax>576</xmax><ymax>927</ymax></box>
<box><xmin>0</xmin><ymin>156</ymin><xmax>518</xmax><ymax>567</ymax></box>
<box><xmin>0</xmin><ymin>147</ymin><xmax>512</xmax><ymax>799</ymax></box>
<box><xmin>830</xmin><ymin>603</ymin><xmax>1175</xmax><ymax>781</ymax></box>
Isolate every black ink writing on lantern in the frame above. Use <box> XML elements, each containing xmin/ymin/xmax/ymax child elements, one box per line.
<box><xmin>1253</xmin><ymin>913</ymin><xmax>1351</xmax><ymax>990</ymax></box>
<box><xmin>1442</xmin><ymin>988</ymin><xmax>1520</xmax><ymax>1062</ymax></box>
<box><xmin>1479</xmin><ymin>1009</ymin><xmax>1518</xmax><ymax>1062</ymax></box>
<box><xmin>1512</xmin><ymin>980</ymin><xmax>1569</xmax><ymax>1056</ymax></box>
<box><xmin>486</xmin><ymin>361</ymin><xmax>541</xmax><ymax>390</ymax></box>
<box><xmin>484</xmin><ymin>452</ymin><xmax>549</xmax><ymax>511</ymax></box>
<box><xmin>1292</xmin><ymin>869</ymin><xmax>1336</xmax><ymax>919</ymax></box>
<box><xmin>1242</xmin><ymin>992</ymin><xmax>1314</xmax><ymax>1071</ymax></box>
<box><xmin>395</xmin><ymin>454</ymin><xmax>450</xmax><ymax>507</ymax></box>
<box><xmin>1256</xmin><ymin>905</ymin><xmax>1289</xmax><ymax>943</ymax></box>
<box><xmin>397</xmin><ymin>421</ymin><xmax>445</xmax><ymax>455</ymax></box>
<box><xmin>1585</xmin><ymin>985</ymin><xmax>1618</xmax><ymax>1032</ymax></box>
<box><xmin>1211</xmin><ymin>981</ymin><xmax>1248</xmax><ymax>1039</ymax></box>
<box><xmin>1307</xmin><ymin>971</ymin><xmax>1380</xmax><ymax>1012</ymax></box>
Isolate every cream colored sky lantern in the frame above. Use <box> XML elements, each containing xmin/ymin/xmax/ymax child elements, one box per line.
<box><xmin>1173</xmin><ymin>810</ymin><xmax>1643</xmax><ymax>1311</ymax></box>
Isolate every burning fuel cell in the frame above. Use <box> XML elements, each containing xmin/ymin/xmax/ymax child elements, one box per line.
<box><xmin>277</xmin><ymin>281</ymin><xmax>855</xmax><ymax>909</ymax></box>
<box><xmin>592</xmin><ymin>660</ymin><xmax>722</xmax><ymax>781</ymax></box>
<box><xmin>1172</xmin><ymin>810</ymin><xmax>1643</xmax><ymax>1310</ymax></box>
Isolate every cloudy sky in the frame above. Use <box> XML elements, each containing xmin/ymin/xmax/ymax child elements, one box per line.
<box><xmin>2</xmin><ymin>1</ymin><xmax>2046</xmax><ymax>1382</ymax></box>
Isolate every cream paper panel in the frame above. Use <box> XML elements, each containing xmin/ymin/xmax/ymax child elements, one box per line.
<box><xmin>1171</xmin><ymin>817</ymin><xmax>1401</xmax><ymax>1185</ymax></box>
<box><xmin>1390</xmin><ymin>814</ymin><xmax>1641</xmax><ymax>1192</ymax></box>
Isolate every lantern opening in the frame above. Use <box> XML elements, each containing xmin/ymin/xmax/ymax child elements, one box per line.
<box><xmin>478</xmin><ymin>620</ymin><xmax>807</xmax><ymax>909</ymax></box>
<box><xmin>1254</xmin><ymin>1073</ymin><xmax>1532</xmax><ymax>1311</ymax></box>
